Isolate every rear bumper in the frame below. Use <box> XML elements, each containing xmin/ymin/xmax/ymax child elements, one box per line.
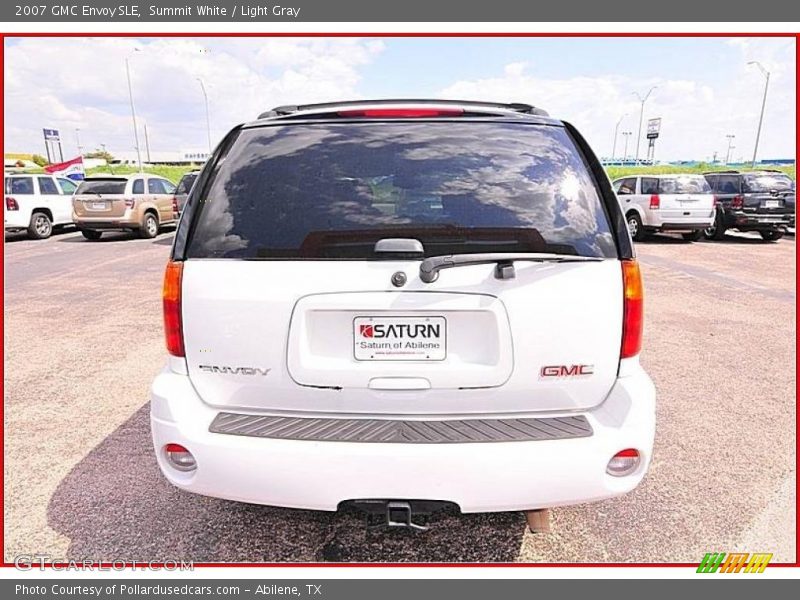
<box><xmin>75</xmin><ymin>220</ymin><xmax>141</xmax><ymax>231</ymax></box>
<box><xmin>647</xmin><ymin>211</ymin><xmax>715</xmax><ymax>230</ymax></box>
<box><xmin>150</xmin><ymin>361</ymin><xmax>656</xmax><ymax>513</ymax></box>
<box><xmin>724</xmin><ymin>212</ymin><xmax>795</xmax><ymax>229</ymax></box>
<box><xmin>655</xmin><ymin>222</ymin><xmax>713</xmax><ymax>231</ymax></box>
<box><xmin>5</xmin><ymin>213</ymin><xmax>29</xmax><ymax>229</ymax></box>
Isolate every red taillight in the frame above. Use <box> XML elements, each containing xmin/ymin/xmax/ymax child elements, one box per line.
<box><xmin>606</xmin><ymin>448</ymin><xmax>641</xmax><ymax>477</ymax></box>
<box><xmin>165</xmin><ymin>443</ymin><xmax>187</xmax><ymax>453</ymax></box>
<box><xmin>5</xmin><ymin>196</ymin><xmax>19</xmax><ymax>211</ymax></box>
<box><xmin>649</xmin><ymin>194</ymin><xmax>660</xmax><ymax>209</ymax></box>
<box><xmin>172</xmin><ymin>196</ymin><xmax>179</xmax><ymax>214</ymax></box>
<box><xmin>163</xmin><ymin>261</ymin><xmax>184</xmax><ymax>357</ymax></box>
<box><xmin>164</xmin><ymin>443</ymin><xmax>196</xmax><ymax>471</ymax></box>
<box><xmin>124</xmin><ymin>197</ymin><xmax>135</xmax><ymax>209</ymax></box>
<box><xmin>712</xmin><ymin>195</ymin><xmax>718</xmax><ymax>207</ymax></box>
<box><xmin>731</xmin><ymin>195</ymin><xmax>744</xmax><ymax>209</ymax></box>
<box><xmin>337</xmin><ymin>108</ymin><xmax>464</xmax><ymax>118</ymax></box>
<box><xmin>621</xmin><ymin>260</ymin><xmax>644</xmax><ymax>359</ymax></box>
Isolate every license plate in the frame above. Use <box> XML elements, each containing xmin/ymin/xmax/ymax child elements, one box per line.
<box><xmin>90</xmin><ymin>202</ymin><xmax>107</xmax><ymax>210</ymax></box>
<box><xmin>354</xmin><ymin>316</ymin><xmax>446</xmax><ymax>361</ymax></box>
<box><xmin>763</xmin><ymin>200</ymin><xmax>780</xmax><ymax>208</ymax></box>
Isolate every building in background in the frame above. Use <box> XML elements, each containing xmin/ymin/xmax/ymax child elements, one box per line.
<box><xmin>110</xmin><ymin>149</ymin><xmax>211</xmax><ymax>166</ymax></box>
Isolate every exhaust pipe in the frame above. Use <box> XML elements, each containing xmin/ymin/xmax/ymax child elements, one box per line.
<box><xmin>524</xmin><ymin>509</ymin><xmax>551</xmax><ymax>534</ymax></box>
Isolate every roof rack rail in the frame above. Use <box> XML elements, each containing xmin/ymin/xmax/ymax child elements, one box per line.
<box><xmin>704</xmin><ymin>168</ymin><xmax>787</xmax><ymax>175</ymax></box>
<box><xmin>258</xmin><ymin>99</ymin><xmax>549</xmax><ymax>119</ymax></box>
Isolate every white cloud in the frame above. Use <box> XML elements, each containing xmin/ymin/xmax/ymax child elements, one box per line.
<box><xmin>438</xmin><ymin>39</ymin><xmax>795</xmax><ymax>162</ymax></box>
<box><xmin>3</xmin><ymin>37</ymin><xmax>384</xmax><ymax>158</ymax></box>
<box><xmin>3</xmin><ymin>37</ymin><xmax>794</xmax><ymax>164</ymax></box>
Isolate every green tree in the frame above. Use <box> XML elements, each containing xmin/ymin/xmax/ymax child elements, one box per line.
<box><xmin>84</xmin><ymin>150</ymin><xmax>114</xmax><ymax>162</ymax></box>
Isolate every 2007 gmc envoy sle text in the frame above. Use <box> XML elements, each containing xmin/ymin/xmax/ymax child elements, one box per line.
<box><xmin>150</xmin><ymin>99</ymin><xmax>655</xmax><ymax>532</ymax></box>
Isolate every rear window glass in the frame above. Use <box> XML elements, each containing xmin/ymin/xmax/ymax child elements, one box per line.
<box><xmin>657</xmin><ymin>176</ymin><xmax>711</xmax><ymax>194</ymax></box>
<box><xmin>5</xmin><ymin>177</ymin><xmax>34</xmax><ymax>195</ymax></box>
<box><xmin>743</xmin><ymin>173</ymin><xmax>794</xmax><ymax>193</ymax></box>
<box><xmin>76</xmin><ymin>179</ymin><xmax>127</xmax><ymax>195</ymax></box>
<box><xmin>176</xmin><ymin>174</ymin><xmax>198</xmax><ymax>194</ymax></box>
<box><xmin>187</xmin><ymin>122</ymin><xmax>617</xmax><ymax>259</ymax></box>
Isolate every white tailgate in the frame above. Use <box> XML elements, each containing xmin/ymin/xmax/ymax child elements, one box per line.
<box><xmin>181</xmin><ymin>259</ymin><xmax>623</xmax><ymax>415</ymax></box>
<box><xmin>659</xmin><ymin>193</ymin><xmax>716</xmax><ymax>221</ymax></box>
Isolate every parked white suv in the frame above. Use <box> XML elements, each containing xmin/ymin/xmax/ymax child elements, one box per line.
<box><xmin>4</xmin><ymin>173</ymin><xmax>79</xmax><ymax>239</ymax></box>
<box><xmin>151</xmin><ymin>100</ymin><xmax>656</xmax><ymax>530</ymax></box>
<box><xmin>612</xmin><ymin>174</ymin><xmax>716</xmax><ymax>241</ymax></box>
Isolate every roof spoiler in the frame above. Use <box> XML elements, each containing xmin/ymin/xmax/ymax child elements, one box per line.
<box><xmin>258</xmin><ymin>99</ymin><xmax>549</xmax><ymax>119</ymax></box>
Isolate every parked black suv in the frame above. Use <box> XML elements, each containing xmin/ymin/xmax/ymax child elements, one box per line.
<box><xmin>703</xmin><ymin>170</ymin><xmax>795</xmax><ymax>241</ymax></box>
<box><xmin>174</xmin><ymin>170</ymin><xmax>201</xmax><ymax>214</ymax></box>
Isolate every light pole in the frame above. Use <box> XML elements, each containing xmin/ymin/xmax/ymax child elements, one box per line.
<box><xmin>724</xmin><ymin>134</ymin><xmax>736</xmax><ymax>165</ymax></box>
<box><xmin>197</xmin><ymin>77</ymin><xmax>212</xmax><ymax>154</ymax></box>
<box><xmin>143</xmin><ymin>122</ymin><xmax>152</xmax><ymax>163</ymax></box>
<box><xmin>622</xmin><ymin>131</ymin><xmax>632</xmax><ymax>161</ymax></box>
<box><xmin>611</xmin><ymin>113</ymin><xmax>627</xmax><ymax>162</ymax></box>
<box><xmin>748</xmin><ymin>61</ymin><xmax>770</xmax><ymax>168</ymax></box>
<box><xmin>125</xmin><ymin>48</ymin><xmax>143</xmax><ymax>172</ymax></box>
<box><xmin>633</xmin><ymin>86</ymin><xmax>657</xmax><ymax>165</ymax></box>
<box><xmin>75</xmin><ymin>128</ymin><xmax>83</xmax><ymax>157</ymax></box>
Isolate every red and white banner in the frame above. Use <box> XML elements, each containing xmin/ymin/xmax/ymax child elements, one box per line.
<box><xmin>44</xmin><ymin>156</ymin><xmax>85</xmax><ymax>180</ymax></box>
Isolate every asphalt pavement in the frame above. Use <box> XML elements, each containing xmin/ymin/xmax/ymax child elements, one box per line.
<box><xmin>3</xmin><ymin>227</ymin><xmax>796</xmax><ymax>563</ymax></box>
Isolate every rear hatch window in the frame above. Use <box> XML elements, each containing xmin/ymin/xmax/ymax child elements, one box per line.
<box><xmin>75</xmin><ymin>179</ymin><xmax>127</xmax><ymax>195</ymax></box>
<box><xmin>743</xmin><ymin>173</ymin><xmax>795</xmax><ymax>193</ymax></box>
<box><xmin>186</xmin><ymin>122</ymin><xmax>617</xmax><ymax>260</ymax></box>
<box><xmin>657</xmin><ymin>176</ymin><xmax>711</xmax><ymax>194</ymax></box>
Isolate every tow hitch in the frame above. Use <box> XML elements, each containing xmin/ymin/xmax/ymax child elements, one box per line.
<box><xmin>381</xmin><ymin>501</ymin><xmax>428</xmax><ymax>531</ymax></box>
<box><xmin>343</xmin><ymin>499</ymin><xmax>457</xmax><ymax>531</ymax></box>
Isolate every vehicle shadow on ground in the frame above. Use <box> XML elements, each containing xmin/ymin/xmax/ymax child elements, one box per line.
<box><xmin>635</xmin><ymin>235</ymin><xmax>693</xmax><ymax>245</ymax></box>
<box><xmin>57</xmin><ymin>230</ymin><xmax>175</xmax><ymax>244</ymax></box>
<box><xmin>699</xmin><ymin>234</ymin><xmax>785</xmax><ymax>244</ymax></box>
<box><xmin>637</xmin><ymin>233</ymin><xmax>784</xmax><ymax>245</ymax></box>
<box><xmin>47</xmin><ymin>404</ymin><xmax>525</xmax><ymax>563</ymax></box>
<box><xmin>4</xmin><ymin>227</ymin><xmax>77</xmax><ymax>243</ymax></box>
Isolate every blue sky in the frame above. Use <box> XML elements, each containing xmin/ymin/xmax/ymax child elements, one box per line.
<box><xmin>359</xmin><ymin>38</ymin><xmax>738</xmax><ymax>92</ymax></box>
<box><xmin>4</xmin><ymin>37</ymin><xmax>796</xmax><ymax>162</ymax></box>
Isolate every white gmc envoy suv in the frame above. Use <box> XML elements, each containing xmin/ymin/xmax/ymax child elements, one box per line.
<box><xmin>151</xmin><ymin>100</ymin><xmax>655</xmax><ymax>531</ymax></box>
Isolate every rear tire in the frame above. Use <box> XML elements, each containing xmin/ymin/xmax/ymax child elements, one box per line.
<box><xmin>703</xmin><ymin>210</ymin><xmax>727</xmax><ymax>241</ymax></box>
<box><xmin>682</xmin><ymin>230</ymin><xmax>703</xmax><ymax>242</ymax></box>
<box><xmin>81</xmin><ymin>229</ymin><xmax>103</xmax><ymax>241</ymax></box>
<box><xmin>139</xmin><ymin>213</ymin><xmax>159</xmax><ymax>239</ymax></box>
<box><xmin>27</xmin><ymin>211</ymin><xmax>52</xmax><ymax>240</ymax></box>
<box><xmin>626</xmin><ymin>212</ymin><xmax>646</xmax><ymax>242</ymax></box>
<box><xmin>759</xmin><ymin>229</ymin><xmax>784</xmax><ymax>242</ymax></box>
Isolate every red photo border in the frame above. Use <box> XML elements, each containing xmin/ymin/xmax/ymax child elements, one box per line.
<box><xmin>1</xmin><ymin>30</ymin><xmax>797</xmax><ymax>570</ymax></box>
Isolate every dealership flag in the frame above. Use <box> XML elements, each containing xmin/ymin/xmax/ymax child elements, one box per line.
<box><xmin>44</xmin><ymin>156</ymin><xmax>85</xmax><ymax>181</ymax></box>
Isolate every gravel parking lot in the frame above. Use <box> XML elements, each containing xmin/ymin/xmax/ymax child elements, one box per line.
<box><xmin>3</xmin><ymin>227</ymin><xmax>796</xmax><ymax>564</ymax></box>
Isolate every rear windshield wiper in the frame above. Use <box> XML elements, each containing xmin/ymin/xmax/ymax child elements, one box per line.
<box><xmin>419</xmin><ymin>252</ymin><xmax>603</xmax><ymax>283</ymax></box>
